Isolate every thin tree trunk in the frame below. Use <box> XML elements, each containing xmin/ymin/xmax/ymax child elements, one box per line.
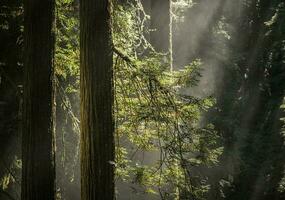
<box><xmin>150</xmin><ymin>0</ymin><xmax>172</xmax><ymax>70</ymax></box>
<box><xmin>150</xmin><ymin>0</ymin><xmax>171</xmax><ymax>53</ymax></box>
<box><xmin>22</xmin><ymin>0</ymin><xmax>56</xmax><ymax>199</ymax></box>
<box><xmin>80</xmin><ymin>0</ymin><xmax>115</xmax><ymax>199</ymax></box>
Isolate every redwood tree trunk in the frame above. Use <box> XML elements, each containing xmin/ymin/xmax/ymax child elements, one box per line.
<box><xmin>22</xmin><ymin>0</ymin><xmax>56</xmax><ymax>199</ymax></box>
<box><xmin>80</xmin><ymin>0</ymin><xmax>115</xmax><ymax>199</ymax></box>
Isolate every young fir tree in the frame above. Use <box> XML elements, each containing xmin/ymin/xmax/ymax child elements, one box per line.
<box><xmin>21</xmin><ymin>0</ymin><xmax>56</xmax><ymax>199</ymax></box>
<box><xmin>80</xmin><ymin>0</ymin><xmax>115</xmax><ymax>199</ymax></box>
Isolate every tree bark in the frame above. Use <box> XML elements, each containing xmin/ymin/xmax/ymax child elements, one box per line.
<box><xmin>80</xmin><ymin>0</ymin><xmax>114</xmax><ymax>199</ymax></box>
<box><xmin>22</xmin><ymin>0</ymin><xmax>56</xmax><ymax>199</ymax></box>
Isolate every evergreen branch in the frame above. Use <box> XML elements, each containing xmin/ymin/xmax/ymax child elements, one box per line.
<box><xmin>113</xmin><ymin>47</ymin><xmax>134</xmax><ymax>63</ymax></box>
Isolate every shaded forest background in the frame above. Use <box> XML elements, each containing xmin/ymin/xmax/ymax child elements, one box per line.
<box><xmin>0</xmin><ymin>0</ymin><xmax>285</xmax><ymax>199</ymax></box>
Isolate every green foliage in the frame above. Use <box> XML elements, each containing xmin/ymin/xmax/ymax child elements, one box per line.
<box><xmin>171</xmin><ymin>59</ymin><xmax>202</xmax><ymax>87</ymax></box>
<box><xmin>113</xmin><ymin>2</ymin><xmax>222</xmax><ymax>199</ymax></box>
<box><xmin>55</xmin><ymin>0</ymin><xmax>80</xmax><ymax>80</ymax></box>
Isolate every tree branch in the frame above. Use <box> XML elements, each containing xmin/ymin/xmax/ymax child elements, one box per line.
<box><xmin>113</xmin><ymin>47</ymin><xmax>134</xmax><ymax>63</ymax></box>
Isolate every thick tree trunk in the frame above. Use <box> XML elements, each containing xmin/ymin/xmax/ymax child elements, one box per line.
<box><xmin>80</xmin><ymin>0</ymin><xmax>114</xmax><ymax>199</ymax></box>
<box><xmin>22</xmin><ymin>0</ymin><xmax>56</xmax><ymax>199</ymax></box>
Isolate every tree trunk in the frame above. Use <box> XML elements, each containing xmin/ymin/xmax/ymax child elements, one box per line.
<box><xmin>80</xmin><ymin>0</ymin><xmax>114</xmax><ymax>199</ymax></box>
<box><xmin>21</xmin><ymin>0</ymin><xmax>56</xmax><ymax>199</ymax></box>
<box><xmin>150</xmin><ymin>0</ymin><xmax>171</xmax><ymax>53</ymax></box>
<box><xmin>150</xmin><ymin>0</ymin><xmax>172</xmax><ymax>71</ymax></box>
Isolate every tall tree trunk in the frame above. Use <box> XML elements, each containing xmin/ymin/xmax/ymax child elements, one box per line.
<box><xmin>22</xmin><ymin>0</ymin><xmax>56</xmax><ymax>199</ymax></box>
<box><xmin>80</xmin><ymin>0</ymin><xmax>114</xmax><ymax>199</ymax></box>
<box><xmin>150</xmin><ymin>0</ymin><xmax>171</xmax><ymax>53</ymax></box>
<box><xmin>150</xmin><ymin>0</ymin><xmax>172</xmax><ymax>70</ymax></box>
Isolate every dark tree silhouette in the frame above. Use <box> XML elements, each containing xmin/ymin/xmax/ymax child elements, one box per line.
<box><xmin>21</xmin><ymin>0</ymin><xmax>56</xmax><ymax>199</ymax></box>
